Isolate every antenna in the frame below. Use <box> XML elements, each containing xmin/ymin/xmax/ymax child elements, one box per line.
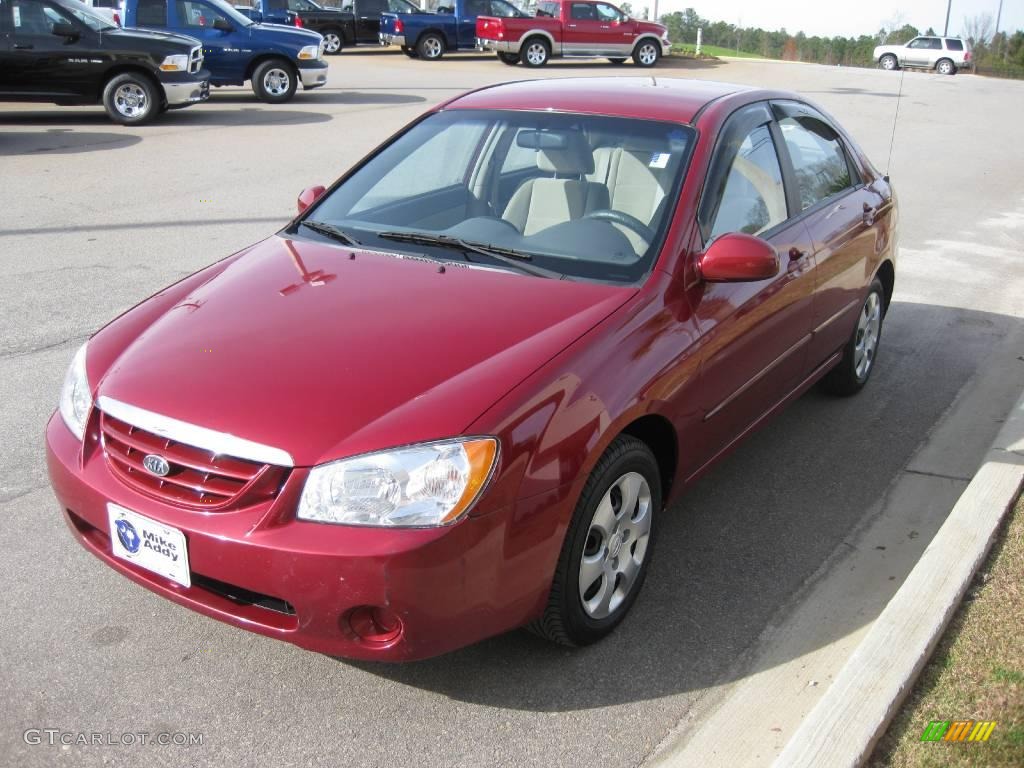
<box><xmin>885</xmin><ymin>67</ymin><xmax>905</xmax><ymax>178</ymax></box>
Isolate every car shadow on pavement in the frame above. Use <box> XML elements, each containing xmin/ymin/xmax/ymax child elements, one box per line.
<box><xmin>0</xmin><ymin>108</ymin><xmax>333</xmax><ymax>137</ymax></box>
<box><xmin>205</xmin><ymin>90</ymin><xmax>428</xmax><ymax>106</ymax></box>
<box><xmin>347</xmin><ymin>302</ymin><xmax>1022</xmax><ymax>712</ymax></box>
<box><xmin>0</xmin><ymin>129</ymin><xmax>141</xmax><ymax>156</ymax></box>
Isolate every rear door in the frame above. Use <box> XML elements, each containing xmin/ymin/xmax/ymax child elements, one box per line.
<box><xmin>689</xmin><ymin>102</ymin><xmax>817</xmax><ymax>468</ymax></box>
<box><xmin>772</xmin><ymin>101</ymin><xmax>885</xmax><ymax>367</ymax></box>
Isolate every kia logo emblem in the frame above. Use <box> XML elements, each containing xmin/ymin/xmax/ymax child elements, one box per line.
<box><xmin>142</xmin><ymin>454</ymin><xmax>171</xmax><ymax>477</ymax></box>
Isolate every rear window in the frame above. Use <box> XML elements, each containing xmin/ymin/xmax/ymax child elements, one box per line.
<box><xmin>136</xmin><ymin>0</ymin><xmax>166</xmax><ymax>24</ymax></box>
<box><xmin>536</xmin><ymin>1</ymin><xmax>557</xmax><ymax>16</ymax></box>
<box><xmin>945</xmin><ymin>38</ymin><xmax>964</xmax><ymax>51</ymax></box>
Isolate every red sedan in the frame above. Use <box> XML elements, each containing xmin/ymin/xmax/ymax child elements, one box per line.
<box><xmin>46</xmin><ymin>77</ymin><xmax>897</xmax><ymax>661</ymax></box>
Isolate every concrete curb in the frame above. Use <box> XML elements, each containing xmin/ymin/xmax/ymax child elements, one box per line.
<box><xmin>772</xmin><ymin>389</ymin><xmax>1024</xmax><ymax>768</ymax></box>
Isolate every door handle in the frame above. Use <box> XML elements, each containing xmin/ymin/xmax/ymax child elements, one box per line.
<box><xmin>824</xmin><ymin>202</ymin><xmax>845</xmax><ymax>220</ymax></box>
<box><xmin>600</xmin><ymin>25</ymin><xmax>610</xmax><ymax>28</ymax></box>
<box><xmin>567</xmin><ymin>23</ymin><xmax>577</xmax><ymax>28</ymax></box>
<box><xmin>14</xmin><ymin>43</ymin><xmax>34</xmax><ymax>49</ymax></box>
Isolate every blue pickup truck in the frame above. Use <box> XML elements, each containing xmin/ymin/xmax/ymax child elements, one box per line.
<box><xmin>124</xmin><ymin>0</ymin><xmax>328</xmax><ymax>101</ymax></box>
<box><xmin>379</xmin><ymin>0</ymin><xmax>526</xmax><ymax>60</ymax></box>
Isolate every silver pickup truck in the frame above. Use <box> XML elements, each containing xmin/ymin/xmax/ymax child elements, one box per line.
<box><xmin>873</xmin><ymin>35</ymin><xmax>972</xmax><ymax>75</ymax></box>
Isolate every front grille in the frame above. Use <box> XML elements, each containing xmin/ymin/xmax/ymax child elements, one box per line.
<box><xmin>189</xmin><ymin>45</ymin><xmax>203</xmax><ymax>74</ymax></box>
<box><xmin>100</xmin><ymin>412</ymin><xmax>286</xmax><ymax>511</ymax></box>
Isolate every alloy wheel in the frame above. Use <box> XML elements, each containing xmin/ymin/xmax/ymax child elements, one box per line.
<box><xmin>422</xmin><ymin>36</ymin><xmax>443</xmax><ymax>59</ymax></box>
<box><xmin>637</xmin><ymin>43</ymin><xmax>658</xmax><ymax>66</ymax></box>
<box><xmin>263</xmin><ymin>68</ymin><xmax>292</xmax><ymax>97</ymax></box>
<box><xmin>854</xmin><ymin>291</ymin><xmax>882</xmax><ymax>380</ymax></box>
<box><xmin>525</xmin><ymin>41</ymin><xmax>547</xmax><ymax>66</ymax></box>
<box><xmin>323</xmin><ymin>33</ymin><xmax>342</xmax><ymax>54</ymax></box>
<box><xmin>113</xmin><ymin>83</ymin><xmax>148</xmax><ymax>119</ymax></box>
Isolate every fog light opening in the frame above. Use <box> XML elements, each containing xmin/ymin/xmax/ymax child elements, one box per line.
<box><xmin>345</xmin><ymin>605</ymin><xmax>403</xmax><ymax>646</ymax></box>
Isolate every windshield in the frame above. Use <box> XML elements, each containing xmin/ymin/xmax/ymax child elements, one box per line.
<box><xmin>53</xmin><ymin>0</ymin><xmax>118</xmax><ymax>30</ymax></box>
<box><xmin>301</xmin><ymin>110</ymin><xmax>694</xmax><ymax>283</ymax></box>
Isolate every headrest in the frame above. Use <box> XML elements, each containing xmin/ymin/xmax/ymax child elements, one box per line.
<box><xmin>516</xmin><ymin>130</ymin><xmax>594</xmax><ymax>175</ymax></box>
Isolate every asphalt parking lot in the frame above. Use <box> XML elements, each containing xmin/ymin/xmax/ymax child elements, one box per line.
<box><xmin>2</xmin><ymin>50</ymin><xmax>1024</xmax><ymax>767</ymax></box>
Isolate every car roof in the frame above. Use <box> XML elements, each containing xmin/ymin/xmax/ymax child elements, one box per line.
<box><xmin>442</xmin><ymin>77</ymin><xmax>763</xmax><ymax>125</ymax></box>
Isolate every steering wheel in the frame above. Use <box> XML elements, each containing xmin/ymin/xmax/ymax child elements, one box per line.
<box><xmin>583</xmin><ymin>209</ymin><xmax>656</xmax><ymax>243</ymax></box>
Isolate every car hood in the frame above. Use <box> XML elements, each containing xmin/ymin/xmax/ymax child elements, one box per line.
<box><xmin>96</xmin><ymin>236</ymin><xmax>633</xmax><ymax>466</ymax></box>
<box><xmin>248</xmin><ymin>22</ymin><xmax>323</xmax><ymax>45</ymax></box>
<box><xmin>636</xmin><ymin>21</ymin><xmax>667</xmax><ymax>36</ymax></box>
<box><xmin>108</xmin><ymin>28</ymin><xmax>202</xmax><ymax>49</ymax></box>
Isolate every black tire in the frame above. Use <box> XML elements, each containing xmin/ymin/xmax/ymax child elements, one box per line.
<box><xmin>102</xmin><ymin>72</ymin><xmax>159</xmax><ymax>126</ymax></box>
<box><xmin>936</xmin><ymin>58</ymin><xmax>956</xmax><ymax>75</ymax></box>
<box><xmin>251</xmin><ymin>58</ymin><xmax>298</xmax><ymax>103</ymax></box>
<box><xmin>632</xmin><ymin>39</ymin><xmax>660</xmax><ymax>67</ymax></box>
<box><xmin>879</xmin><ymin>54</ymin><xmax>898</xmax><ymax>71</ymax></box>
<box><xmin>497</xmin><ymin>51</ymin><xmax>520</xmax><ymax>65</ymax></box>
<box><xmin>401</xmin><ymin>45</ymin><xmax>418</xmax><ymax>58</ymax></box>
<box><xmin>608</xmin><ymin>57</ymin><xmax>627</xmax><ymax>65</ymax></box>
<box><xmin>820</xmin><ymin>278</ymin><xmax>887</xmax><ymax>396</ymax></box>
<box><xmin>520</xmin><ymin>36</ymin><xmax>550</xmax><ymax>68</ymax></box>
<box><xmin>417</xmin><ymin>32</ymin><xmax>445</xmax><ymax>60</ymax></box>
<box><xmin>528</xmin><ymin>435</ymin><xmax>661</xmax><ymax>647</ymax></box>
<box><xmin>321</xmin><ymin>28</ymin><xmax>344</xmax><ymax>55</ymax></box>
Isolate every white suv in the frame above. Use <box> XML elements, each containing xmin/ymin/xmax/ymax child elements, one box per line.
<box><xmin>873</xmin><ymin>36</ymin><xmax>972</xmax><ymax>75</ymax></box>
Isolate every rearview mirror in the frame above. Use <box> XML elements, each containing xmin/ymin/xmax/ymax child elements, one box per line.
<box><xmin>516</xmin><ymin>130</ymin><xmax>570</xmax><ymax>151</ymax></box>
<box><xmin>297</xmin><ymin>185</ymin><xmax>326</xmax><ymax>214</ymax></box>
<box><xmin>700</xmin><ymin>232</ymin><xmax>779</xmax><ymax>282</ymax></box>
<box><xmin>213</xmin><ymin>18</ymin><xmax>233</xmax><ymax>31</ymax></box>
<box><xmin>51</xmin><ymin>21</ymin><xmax>79</xmax><ymax>38</ymax></box>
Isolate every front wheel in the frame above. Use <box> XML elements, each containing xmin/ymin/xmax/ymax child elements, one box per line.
<box><xmin>632</xmin><ymin>39</ymin><xmax>660</xmax><ymax>67</ymax></box>
<box><xmin>936</xmin><ymin>58</ymin><xmax>956</xmax><ymax>75</ymax></box>
<box><xmin>251</xmin><ymin>59</ymin><xmax>297</xmax><ymax>103</ymax></box>
<box><xmin>497</xmin><ymin>52</ymin><xmax>520</xmax><ymax>65</ymax></box>
<box><xmin>820</xmin><ymin>278</ymin><xmax>886</xmax><ymax>396</ymax></box>
<box><xmin>879</xmin><ymin>54</ymin><xmax>898</xmax><ymax>71</ymax></box>
<box><xmin>528</xmin><ymin>435</ymin><xmax>661</xmax><ymax>646</ymax></box>
<box><xmin>102</xmin><ymin>72</ymin><xmax>159</xmax><ymax>126</ymax></box>
<box><xmin>322</xmin><ymin>29</ymin><xmax>344</xmax><ymax>55</ymax></box>
<box><xmin>417</xmin><ymin>32</ymin><xmax>445</xmax><ymax>60</ymax></box>
<box><xmin>521</xmin><ymin>37</ymin><xmax>550</xmax><ymax>67</ymax></box>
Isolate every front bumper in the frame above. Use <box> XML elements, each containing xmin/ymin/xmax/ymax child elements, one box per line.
<box><xmin>379</xmin><ymin>33</ymin><xmax>406</xmax><ymax>47</ymax></box>
<box><xmin>660</xmin><ymin>38</ymin><xmax>672</xmax><ymax>56</ymax></box>
<box><xmin>159</xmin><ymin>69</ymin><xmax>210</xmax><ymax>108</ymax></box>
<box><xmin>298</xmin><ymin>61</ymin><xmax>328</xmax><ymax>89</ymax></box>
<box><xmin>46</xmin><ymin>412</ymin><xmax>567</xmax><ymax>661</ymax></box>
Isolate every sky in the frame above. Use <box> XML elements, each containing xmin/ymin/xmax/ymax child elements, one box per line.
<box><xmin>647</xmin><ymin>0</ymin><xmax>1024</xmax><ymax>39</ymax></box>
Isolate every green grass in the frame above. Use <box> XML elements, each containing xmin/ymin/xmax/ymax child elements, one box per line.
<box><xmin>670</xmin><ymin>44</ymin><xmax>761</xmax><ymax>59</ymax></box>
<box><xmin>868</xmin><ymin>495</ymin><xmax>1024</xmax><ymax>767</ymax></box>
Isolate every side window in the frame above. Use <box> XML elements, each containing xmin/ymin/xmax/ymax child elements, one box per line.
<box><xmin>536</xmin><ymin>1</ymin><xmax>558</xmax><ymax>16</ymax></box>
<box><xmin>570</xmin><ymin>2</ymin><xmax>595</xmax><ymax>20</ymax></box>
<box><xmin>945</xmin><ymin>38</ymin><xmax>964</xmax><ymax>51</ymax></box>
<box><xmin>777</xmin><ymin>116</ymin><xmax>853</xmax><ymax>210</ymax></box>
<box><xmin>11</xmin><ymin>0</ymin><xmax>63</xmax><ymax>34</ymax></box>
<box><xmin>175</xmin><ymin>0</ymin><xmax>226</xmax><ymax>27</ymax></box>
<box><xmin>287</xmin><ymin>0</ymin><xmax>316</xmax><ymax>10</ymax></box>
<box><xmin>350</xmin><ymin>120</ymin><xmax>488</xmax><ymax>214</ymax></box>
<box><xmin>464</xmin><ymin>0</ymin><xmax>487</xmax><ymax>15</ymax></box>
<box><xmin>359</xmin><ymin>0</ymin><xmax>385</xmax><ymax>13</ymax></box>
<box><xmin>907</xmin><ymin>37</ymin><xmax>925</xmax><ymax>48</ymax></box>
<box><xmin>708</xmin><ymin>124</ymin><xmax>788</xmax><ymax>239</ymax></box>
<box><xmin>927</xmin><ymin>37</ymin><xmax>942</xmax><ymax>49</ymax></box>
<box><xmin>489</xmin><ymin>0</ymin><xmax>520</xmax><ymax>17</ymax></box>
<box><xmin>136</xmin><ymin>0</ymin><xmax>167</xmax><ymax>26</ymax></box>
<box><xmin>594</xmin><ymin>2</ymin><xmax>620</xmax><ymax>21</ymax></box>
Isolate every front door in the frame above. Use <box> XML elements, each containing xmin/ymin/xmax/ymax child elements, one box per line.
<box><xmin>351</xmin><ymin>0</ymin><xmax>384</xmax><ymax>43</ymax></box>
<box><xmin>172</xmin><ymin>0</ymin><xmax>244</xmax><ymax>82</ymax></box>
<box><xmin>563</xmin><ymin>1</ymin><xmax>626</xmax><ymax>55</ymax></box>
<box><xmin>687</xmin><ymin>102</ymin><xmax>817</xmax><ymax>470</ymax></box>
<box><xmin>7</xmin><ymin>0</ymin><xmax>101</xmax><ymax>97</ymax></box>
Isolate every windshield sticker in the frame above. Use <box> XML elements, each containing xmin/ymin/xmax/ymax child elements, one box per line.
<box><xmin>13</xmin><ymin>5</ymin><xmax>21</xmax><ymax>26</ymax></box>
<box><xmin>649</xmin><ymin>152</ymin><xmax>671</xmax><ymax>169</ymax></box>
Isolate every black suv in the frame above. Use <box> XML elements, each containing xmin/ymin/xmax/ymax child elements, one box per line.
<box><xmin>0</xmin><ymin>0</ymin><xmax>210</xmax><ymax>124</ymax></box>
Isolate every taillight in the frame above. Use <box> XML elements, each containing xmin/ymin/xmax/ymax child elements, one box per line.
<box><xmin>113</xmin><ymin>11</ymin><xmax>121</xmax><ymax>25</ymax></box>
<box><xmin>294</xmin><ymin>15</ymin><xmax>303</xmax><ymax>27</ymax></box>
<box><xmin>965</xmin><ymin>50</ymin><xmax>971</xmax><ymax>61</ymax></box>
<box><xmin>394</xmin><ymin>18</ymin><xmax>404</xmax><ymax>34</ymax></box>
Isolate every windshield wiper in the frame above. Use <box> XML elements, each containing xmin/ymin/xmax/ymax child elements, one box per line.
<box><xmin>376</xmin><ymin>231</ymin><xmax>560</xmax><ymax>279</ymax></box>
<box><xmin>302</xmin><ymin>220</ymin><xmax>361</xmax><ymax>246</ymax></box>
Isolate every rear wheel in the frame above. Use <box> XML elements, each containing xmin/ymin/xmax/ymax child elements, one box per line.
<box><xmin>820</xmin><ymin>278</ymin><xmax>886</xmax><ymax>396</ymax></box>
<box><xmin>251</xmin><ymin>58</ymin><xmax>297</xmax><ymax>103</ymax></box>
<box><xmin>322</xmin><ymin>29</ymin><xmax>344</xmax><ymax>55</ymax></box>
<box><xmin>497</xmin><ymin>51</ymin><xmax>520</xmax><ymax>65</ymax></box>
<box><xmin>936</xmin><ymin>58</ymin><xmax>956</xmax><ymax>75</ymax></box>
<box><xmin>528</xmin><ymin>435</ymin><xmax>660</xmax><ymax>646</ymax></box>
<box><xmin>417</xmin><ymin>32</ymin><xmax>445</xmax><ymax>60</ymax></box>
<box><xmin>521</xmin><ymin>37</ymin><xmax>550</xmax><ymax>67</ymax></box>
<box><xmin>102</xmin><ymin>72</ymin><xmax>159</xmax><ymax>126</ymax></box>
<box><xmin>879</xmin><ymin>54</ymin><xmax>898</xmax><ymax>71</ymax></box>
<box><xmin>632</xmin><ymin>39</ymin><xmax>660</xmax><ymax>67</ymax></box>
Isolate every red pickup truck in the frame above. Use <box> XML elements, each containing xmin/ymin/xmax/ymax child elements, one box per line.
<box><xmin>476</xmin><ymin>0</ymin><xmax>670</xmax><ymax>67</ymax></box>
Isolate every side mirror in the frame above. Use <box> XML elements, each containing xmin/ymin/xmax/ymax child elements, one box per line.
<box><xmin>51</xmin><ymin>21</ymin><xmax>79</xmax><ymax>38</ymax></box>
<box><xmin>700</xmin><ymin>232</ymin><xmax>780</xmax><ymax>282</ymax></box>
<box><xmin>213</xmin><ymin>18</ymin><xmax>234</xmax><ymax>31</ymax></box>
<box><xmin>297</xmin><ymin>185</ymin><xmax>326</xmax><ymax>214</ymax></box>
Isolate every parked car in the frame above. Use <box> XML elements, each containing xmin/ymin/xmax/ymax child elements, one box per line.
<box><xmin>0</xmin><ymin>0</ymin><xmax>208</xmax><ymax>124</ymax></box>
<box><xmin>123</xmin><ymin>0</ymin><xmax>328</xmax><ymax>101</ymax></box>
<box><xmin>379</xmin><ymin>0</ymin><xmax>526</xmax><ymax>60</ymax></box>
<box><xmin>47</xmin><ymin>77</ymin><xmax>897</xmax><ymax>661</ymax></box>
<box><xmin>241</xmin><ymin>0</ymin><xmax>351</xmax><ymax>54</ymax></box>
<box><xmin>233</xmin><ymin>4</ymin><xmax>299</xmax><ymax>27</ymax></box>
<box><xmin>477</xmin><ymin>0</ymin><xmax>669</xmax><ymax>67</ymax></box>
<box><xmin>341</xmin><ymin>0</ymin><xmax>419</xmax><ymax>44</ymax></box>
<box><xmin>81</xmin><ymin>0</ymin><xmax>124</xmax><ymax>25</ymax></box>
<box><xmin>873</xmin><ymin>35</ymin><xmax>972</xmax><ymax>75</ymax></box>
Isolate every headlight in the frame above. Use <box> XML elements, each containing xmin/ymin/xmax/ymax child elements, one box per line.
<box><xmin>297</xmin><ymin>44</ymin><xmax>320</xmax><ymax>60</ymax></box>
<box><xmin>59</xmin><ymin>343</ymin><xmax>92</xmax><ymax>441</ymax></box>
<box><xmin>297</xmin><ymin>438</ymin><xmax>498</xmax><ymax>527</ymax></box>
<box><xmin>159</xmin><ymin>54</ymin><xmax>190</xmax><ymax>72</ymax></box>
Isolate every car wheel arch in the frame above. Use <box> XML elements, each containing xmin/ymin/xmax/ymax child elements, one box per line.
<box><xmin>518</xmin><ymin>29</ymin><xmax>555</xmax><ymax>49</ymax></box>
<box><xmin>874</xmin><ymin>259</ymin><xmax>895</xmax><ymax>310</ymax></box>
<box><xmin>99</xmin><ymin>65</ymin><xmax>160</xmax><ymax>103</ymax></box>
<box><xmin>416</xmin><ymin>28</ymin><xmax>448</xmax><ymax>49</ymax></box>
<box><xmin>245</xmin><ymin>53</ymin><xmax>293</xmax><ymax>82</ymax></box>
